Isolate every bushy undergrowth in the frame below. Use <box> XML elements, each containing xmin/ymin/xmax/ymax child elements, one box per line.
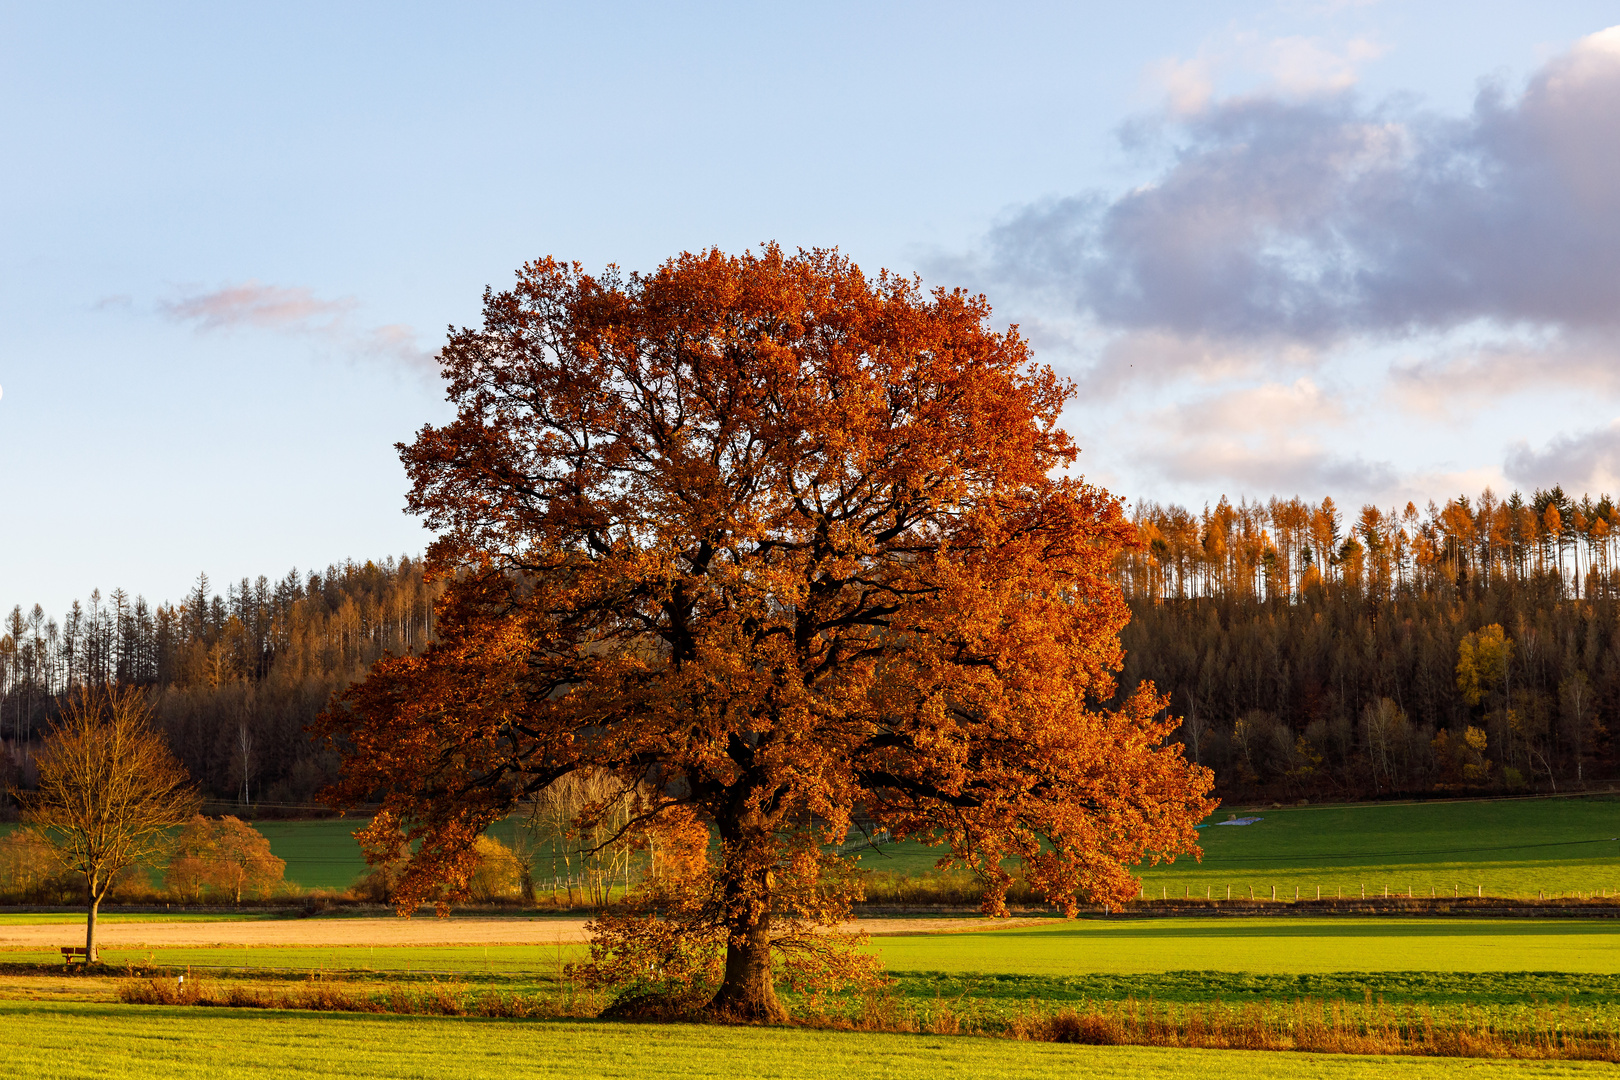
<box><xmin>118</xmin><ymin>972</ymin><xmax>603</xmax><ymax>1018</ymax></box>
<box><xmin>860</xmin><ymin>869</ymin><xmax>1044</xmax><ymax>908</ymax></box>
<box><xmin>1003</xmin><ymin>996</ymin><xmax>1620</xmax><ymax>1061</ymax></box>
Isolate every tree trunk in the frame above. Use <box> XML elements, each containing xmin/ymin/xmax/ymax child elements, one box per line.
<box><xmin>709</xmin><ymin>900</ymin><xmax>787</xmax><ymax>1022</ymax></box>
<box><xmin>707</xmin><ymin>814</ymin><xmax>787</xmax><ymax>1023</ymax></box>
<box><xmin>85</xmin><ymin>880</ymin><xmax>100</xmax><ymax>963</ymax></box>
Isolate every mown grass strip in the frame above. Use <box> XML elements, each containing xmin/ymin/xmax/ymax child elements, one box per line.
<box><xmin>6</xmin><ymin>916</ymin><xmax>1619</xmax><ymax>976</ymax></box>
<box><xmin>870</xmin><ymin>917</ymin><xmax>1620</xmax><ymax>974</ymax></box>
<box><xmin>8</xmin><ymin>1000</ymin><xmax>1615</xmax><ymax>1079</ymax></box>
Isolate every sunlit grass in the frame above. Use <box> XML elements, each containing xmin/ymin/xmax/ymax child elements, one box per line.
<box><xmin>5</xmin><ymin>917</ymin><xmax>1618</xmax><ymax>978</ymax></box>
<box><xmin>856</xmin><ymin>795</ymin><xmax>1620</xmax><ymax>902</ymax></box>
<box><xmin>5</xmin><ymin>1001</ymin><xmax>1614</xmax><ymax>1080</ymax></box>
<box><xmin>870</xmin><ymin>917</ymin><xmax>1620</xmax><ymax>975</ymax></box>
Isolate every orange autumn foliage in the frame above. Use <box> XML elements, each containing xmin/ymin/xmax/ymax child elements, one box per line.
<box><xmin>318</xmin><ymin>245</ymin><xmax>1214</xmax><ymax>1022</ymax></box>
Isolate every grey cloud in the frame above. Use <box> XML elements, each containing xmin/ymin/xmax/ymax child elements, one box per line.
<box><xmin>1504</xmin><ymin>421</ymin><xmax>1620</xmax><ymax>493</ymax></box>
<box><xmin>985</xmin><ymin>30</ymin><xmax>1620</xmax><ymax>343</ymax></box>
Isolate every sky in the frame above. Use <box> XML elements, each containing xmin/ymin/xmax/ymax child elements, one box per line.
<box><xmin>4</xmin><ymin>1</ymin><xmax>1619</xmax><ymax>616</ymax></box>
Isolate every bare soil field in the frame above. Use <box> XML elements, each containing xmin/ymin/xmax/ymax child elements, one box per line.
<box><xmin>0</xmin><ymin>914</ymin><xmax>1046</xmax><ymax>949</ymax></box>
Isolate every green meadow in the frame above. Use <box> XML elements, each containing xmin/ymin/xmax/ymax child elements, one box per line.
<box><xmin>235</xmin><ymin>816</ymin><xmax>589</xmax><ymax>892</ymax></box>
<box><xmin>871</xmin><ymin>917</ymin><xmax>1620</xmax><ymax>975</ymax></box>
<box><xmin>14</xmin><ymin>793</ymin><xmax>1614</xmax><ymax>897</ymax></box>
<box><xmin>4</xmin><ymin>1001</ymin><xmax>1613</xmax><ymax>1080</ymax></box>
<box><xmin>249</xmin><ymin>819</ymin><xmax>371</xmax><ymax>891</ymax></box>
<box><xmin>860</xmin><ymin>795</ymin><xmax>1620</xmax><ymax>901</ymax></box>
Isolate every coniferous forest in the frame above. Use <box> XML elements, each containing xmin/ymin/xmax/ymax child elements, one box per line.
<box><xmin>4</xmin><ymin>485</ymin><xmax>1619</xmax><ymax>810</ymax></box>
<box><xmin>1115</xmin><ymin>485</ymin><xmax>1620</xmax><ymax>800</ymax></box>
<box><xmin>0</xmin><ymin>558</ymin><xmax>440</xmax><ymax>810</ymax></box>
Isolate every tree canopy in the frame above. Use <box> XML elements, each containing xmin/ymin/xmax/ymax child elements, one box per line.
<box><xmin>319</xmin><ymin>245</ymin><xmax>1214</xmax><ymax>1020</ymax></box>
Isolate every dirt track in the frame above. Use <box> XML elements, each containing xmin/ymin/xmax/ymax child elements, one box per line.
<box><xmin>0</xmin><ymin>915</ymin><xmax>1048</xmax><ymax>950</ymax></box>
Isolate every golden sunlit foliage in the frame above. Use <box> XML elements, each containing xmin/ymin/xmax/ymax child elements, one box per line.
<box><xmin>320</xmin><ymin>246</ymin><xmax>1214</xmax><ymax>1021</ymax></box>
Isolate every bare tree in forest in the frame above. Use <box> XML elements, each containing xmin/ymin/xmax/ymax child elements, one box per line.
<box><xmin>12</xmin><ymin>686</ymin><xmax>198</xmax><ymax>960</ymax></box>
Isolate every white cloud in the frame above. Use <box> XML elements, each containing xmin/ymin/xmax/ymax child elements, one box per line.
<box><xmin>1146</xmin><ymin>55</ymin><xmax>1215</xmax><ymax>116</ymax></box>
<box><xmin>160</xmin><ymin>281</ymin><xmax>354</xmax><ymax>332</ymax></box>
<box><xmin>1388</xmin><ymin>330</ymin><xmax>1620</xmax><ymax>416</ymax></box>
<box><xmin>1144</xmin><ymin>33</ymin><xmax>1387</xmax><ymax>116</ymax></box>
<box><xmin>1114</xmin><ymin>377</ymin><xmax>1394</xmax><ymax>495</ymax></box>
<box><xmin>1263</xmin><ymin>35</ymin><xmax>1384</xmax><ymax>96</ymax></box>
<box><xmin>160</xmin><ymin>281</ymin><xmax>436</xmax><ymax>374</ymax></box>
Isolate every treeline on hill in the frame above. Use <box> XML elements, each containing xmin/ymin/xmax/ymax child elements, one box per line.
<box><xmin>0</xmin><ymin>557</ymin><xmax>440</xmax><ymax>809</ymax></box>
<box><xmin>6</xmin><ymin>483</ymin><xmax>1619</xmax><ymax>813</ymax></box>
<box><xmin>1114</xmin><ymin>485</ymin><xmax>1620</xmax><ymax>801</ymax></box>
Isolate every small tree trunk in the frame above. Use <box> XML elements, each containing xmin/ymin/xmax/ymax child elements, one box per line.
<box><xmin>85</xmin><ymin>879</ymin><xmax>101</xmax><ymax>963</ymax></box>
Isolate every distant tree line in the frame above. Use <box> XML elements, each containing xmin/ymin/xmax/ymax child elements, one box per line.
<box><xmin>1114</xmin><ymin>486</ymin><xmax>1620</xmax><ymax>800</ymax></box>
<box><xmin>9</xmin><ymin>482</ymin><xmax>1620</xmax><ymax>812</ymax></box>
<box><xmin>1</xmin><ymin>557</ymin><xmax>440</xmax><ymax>808</ymax></box>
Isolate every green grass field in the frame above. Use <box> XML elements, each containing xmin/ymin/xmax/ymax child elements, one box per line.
<box><xmin>249</xmin><ymin>819</ymin><xmax>370</xmax><ymax>891</ymax></box>
<box><xmin>9</xmin><ymin>796</ymin><xmax>1620</xmax><ymax>1076</ymax></box>
<box><xmin>4</xmin><ymin>1001</ymin><xmax>1611</xmax><ymax>1080</ymax></box>
<box><xmin>1135</xmin><ymin>796</ymin><xmax>1620</xmax><ymax>900</ymax></box>
<box><xmin>15</xmin><ymin>792</ymin><xmax>1615</xmax><ymax>898</ymax></box>
<box><xmin>859</xmin><ymin>795</ymin><xmax>1620</xmax><ymax>900</ymax></box>
<box><xmin>246</xmin><ymin>817</ymin><xmax>581</xmax><ymax>892</ymax></box>
<box><xmin>872</xmin><ymin>917</ymin><xmax>1620</xmax><ymax>974</ymax></box>
<box><xmin>4</xmin><ymin>917</ymin><xmax>1617</xmax><ymax>979</ymax></box>
<box><xmin>259</xmin><ymin>795</ymin><xmax>1620</xmax><ymax>899</ymax></box>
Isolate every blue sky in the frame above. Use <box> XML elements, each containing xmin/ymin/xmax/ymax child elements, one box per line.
<box><xmin>4</xmin><ymin>1</ymin><xmax>1619</xmax><ymax>614</ymax></box>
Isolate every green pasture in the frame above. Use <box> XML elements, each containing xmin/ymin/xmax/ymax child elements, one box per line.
<box><xmin>10</xmin><ymin>792</ymin><xmax>1620</xmax><ymax>900</ymax></box>
<box><xmin>250</xmin><ymin>819</ymin><xmax>370</xmax><ymax>891</ymax></box>
<box><xmin>858</xmin><ymin>795</ymin><xmax>1620</xmax><ymax>900</ymax></box>
<box><xmin>1136</xmin><ymin>796</ymin><xmax>1620</xmax><ymax>900</ymax></box>
<box><xmin>249</xmin><ymin>817</ymin><xmax>580</xmax><ymax>892</ymax></box>
<box><xmin>4</xmin><ymin>1001</ymin><xmax>1611</xmax><ymax>1080</ymax></box>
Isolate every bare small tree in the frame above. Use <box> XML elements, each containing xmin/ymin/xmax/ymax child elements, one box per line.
<box><xmin>15</xmin><ymin>686</ymin><xmax>198</xmax><ymax>960</ymax></box>
<box><xmin>521</xmin><ymin>769</ymin><xmax>645</xmax><ymax>907</ymax></box>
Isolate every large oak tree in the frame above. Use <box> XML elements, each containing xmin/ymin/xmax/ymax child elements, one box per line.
<box><xmin>320</xmin><ymin>246</ymin><xmax>1214</xmax><ymax>1021</ymax></box>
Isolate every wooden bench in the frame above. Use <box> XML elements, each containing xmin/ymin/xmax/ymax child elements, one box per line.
<box><xmin>60</xmin><ymin>947</ymin><xmax>90</xmax><ymax>966</ymax></box>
